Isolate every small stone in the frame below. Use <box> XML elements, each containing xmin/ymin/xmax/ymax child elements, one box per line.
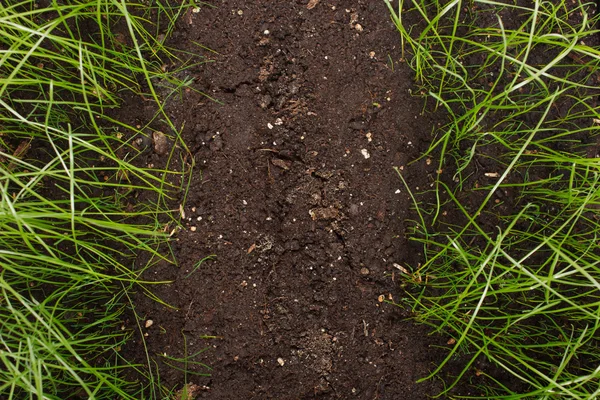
<box><xmin>360</xmin><ymin>267</ymin><xmax>370</xmax><ymax>275</ymax></box>
<box><xmin>267</xmin><ymin>123</ymin><xmax>274</xmax><ymax>129</ymax></box>
<box><xmin>145</xmin><ymin>320</ymin><xmax>153</xmax><ymax>328</ymax></box>
<box><xmin>360</xmin><ymin>149</ymin><xmax>370</xmax><ymax>159</ymax></box>
<box><xmin>277</xmin><ymin>357</ymin><xmax>285</xmax><ymax>366</ymax></box>
<box><xmin>152</xmin><ymin>131</ymin><xmax>169</xmax><ymax>156</ymax></box>
<box><xmin>355</xmin><ymin>23</ymin><xmax>363</xmax><ymax>32</ymax></box>
<box><xmin>237</xmin><ymin>9</ymin><xmax>243</xmax><ymax>15</ymax></box>
<box><xmin>190</xmin><ymin>226</ymin><xmax>197</xmax><ymax>232</ymax></box>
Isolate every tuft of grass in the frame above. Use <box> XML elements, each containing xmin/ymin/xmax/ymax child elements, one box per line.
<box><xmin>389</xmin><ymin>0</ymin><xmax>600</xmax><ymax>398</ymax></box>
<box><xmin>0</xmin><ymin>1</ymin><xmax>197</xmax><ymax>398</ymax></box>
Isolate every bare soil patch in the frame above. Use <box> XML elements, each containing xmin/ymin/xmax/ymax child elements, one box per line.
<box><xmin>120</xmin><ymin>1</ymin><xmax>477</xmax><ymax>398</ymax></box>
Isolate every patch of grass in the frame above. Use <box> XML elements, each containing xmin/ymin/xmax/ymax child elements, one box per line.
<box><xmin>388</xmin><ymin>0</ymin><xmax>600</xmax><ymax>398</ymax></box>
<box><xmin>0</xmin><ymin>1</ymin><xmax>196</xmax><ymax>398</ymax></box>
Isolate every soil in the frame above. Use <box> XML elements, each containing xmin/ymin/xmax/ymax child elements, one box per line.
<box><xmin>119</xmin><ymin>1</ymin><xmax>480</xmax><ymax>398</ymax></box>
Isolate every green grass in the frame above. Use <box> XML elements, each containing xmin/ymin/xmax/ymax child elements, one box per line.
<box><xmin>0</xmin><ymin>1</ymin><xmax>197</xmax><ymax>398</ymax></box>
<box><xmin>388</xmin><ymin>0</ymin><xmax>600</xmax><ymax>398</ymax></box>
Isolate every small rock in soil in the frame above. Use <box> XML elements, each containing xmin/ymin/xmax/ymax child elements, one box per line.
<box><xmin>152</xmin><ymin>131</ymin><xmax>169</xmax><ymax>155</ymax></box>
<box><xmin>134</xmin><ymin>134</ymin><xmax>152</xmax><ymax>152</ymax></box>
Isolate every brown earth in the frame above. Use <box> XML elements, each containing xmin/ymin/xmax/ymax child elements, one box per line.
<box><xmin>119</xmin><ymin>1</ymin><xmax>482</xmax><ymax>398</ymax></box>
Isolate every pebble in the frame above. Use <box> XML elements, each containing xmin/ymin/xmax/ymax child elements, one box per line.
<box><xmin>277</xmin><ymin>358</ymin><xmax>285</xmax><ymax>366</ymax></box>
<box><xmin>145</xmin><ymin>320</ymin><xmax>153</xmax><ymax>328</ymax></box>
<box><xmin>360</xmin><ymin>267</ymin><xmax>370</xmax><ymax>275</ymax></box>
<box><xmin>361</xmin><ymin>149</ymin><xmax>370</xmax><ymax>159</ymax></box>
<box><xmin>152</xmin><ymin>131</ymin><xmax>169</xmax><ymax>156</ymax></box>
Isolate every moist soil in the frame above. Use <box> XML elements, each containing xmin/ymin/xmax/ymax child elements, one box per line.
<box><xmin>120</xmin><ymin>1</ymin><xmax>488</xmax><ymax>398</ymax></box>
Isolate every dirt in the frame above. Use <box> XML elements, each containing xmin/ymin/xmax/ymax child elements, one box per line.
<box><xmin>119</xmin><ymin>1</ymin><xmax>483</xmax><ymax>398</ymax></box>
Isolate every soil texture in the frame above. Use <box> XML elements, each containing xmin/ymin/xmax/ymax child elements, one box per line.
<box><xmin>122</xmin><ymin>1</ymin><xmax>470</xmax><ymax>398</ymax></box>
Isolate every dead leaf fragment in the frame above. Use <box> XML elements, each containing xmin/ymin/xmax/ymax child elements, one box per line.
<box><xmin>393</xmin><ymin>263</ymin><xmax>409</xmax><ymax>274</ymax></box>
<box><xmin>5</xmin><ymin>139</ymin><xmax>32</xmax><ymax>171</ymax></box>
<box><xmin>309</xmin><ymin>207</ymin><xmax>339</xmax><ymax>220</ymax></box>
<box><xmin>307</xmin><ymin>0</ymin><xmax>320</xmax><ymax>9</ymax></box>
<box><xmin>271</xmin><ymin>158</ymin><xmax>292</xmax><ymax>170</ymax></box>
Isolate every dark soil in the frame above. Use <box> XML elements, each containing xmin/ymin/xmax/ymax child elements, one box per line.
<box><xmin>120</xmin><ymin>1</ymin><xmax>480</xmax><ymax>398</ymax></box>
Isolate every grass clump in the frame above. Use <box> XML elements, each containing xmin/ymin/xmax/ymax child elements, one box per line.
<box><xmin>388</xmin><ymin>0</ymin><xmax>600</xmax><ymax>398</ymax></box>
<box><xmin>0</xmin><ymin>1</ymin><xmax>195</xmax><ymax>398</ymax></box>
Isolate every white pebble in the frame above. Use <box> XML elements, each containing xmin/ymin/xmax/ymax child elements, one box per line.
<box><xmin>361</xmin><ymin>149</ymin><xmax>370</xmax><ymax>159</ymax></box>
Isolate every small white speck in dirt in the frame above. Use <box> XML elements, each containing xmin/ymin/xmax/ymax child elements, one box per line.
<box><xmin>360</xmin><ymin>149</ymin><xmax>370</xmax><ymax>159</ymax></box>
